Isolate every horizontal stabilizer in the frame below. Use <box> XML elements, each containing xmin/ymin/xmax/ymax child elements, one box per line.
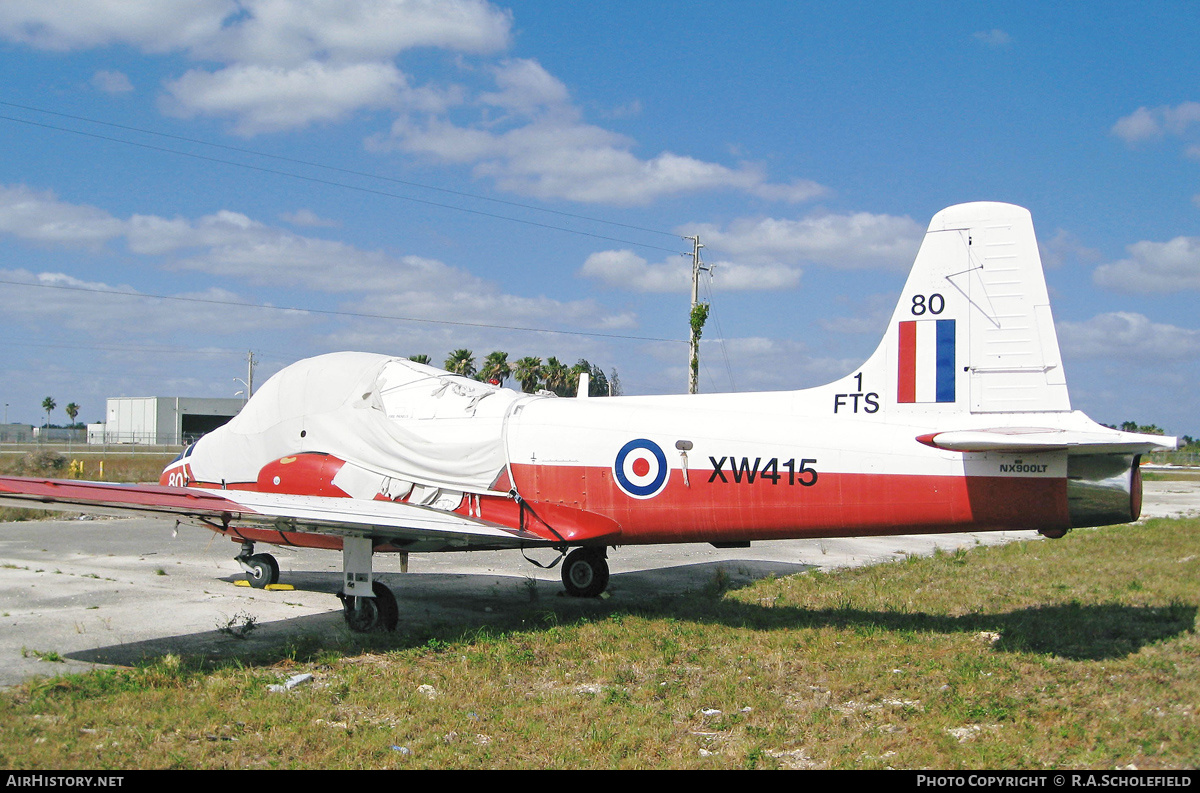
<box><xmin>916</xmin><ymin>427</ymin><xmax>1177</xmax><ymax>455</ymax></box>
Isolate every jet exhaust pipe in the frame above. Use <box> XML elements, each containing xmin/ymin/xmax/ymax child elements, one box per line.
<box><xmin>1067</xmin><ymin>454</ymin><xmax>1142</xmax><ymax>528</ymax></box>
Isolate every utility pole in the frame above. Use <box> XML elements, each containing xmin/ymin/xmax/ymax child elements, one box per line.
<box><xmin>234</xmin><ymin>350</ymin><xmax>258</xmax><ymax>404</ymax></box>
<box><xmin>246</xmin><ymin>350</ymin><xmax>257</xmax><ymax>399</ymax></box>
<box><xmin>683</xmin><ymin>235</ymin><xmax>711</xmax><ymax>394</ymax></box>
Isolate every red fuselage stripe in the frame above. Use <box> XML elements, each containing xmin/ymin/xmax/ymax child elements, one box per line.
<box><xmin>510</xmin><ymin>463</ymin><xmax>1069</xmax><ymax>544</ymax></box>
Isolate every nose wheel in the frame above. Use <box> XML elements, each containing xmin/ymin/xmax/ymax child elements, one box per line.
<box><xmin>562</xmin><ymin>547</ymin><xmax>610</xmax><ymax>598</ymax></box>
<box><xmin>236</xmin><ymin>545</ymin><xmax>280</xmax><ymax>589</ymax></box>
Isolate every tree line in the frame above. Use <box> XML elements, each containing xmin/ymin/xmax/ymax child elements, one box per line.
<box><xmin>1109</xmin><ymin>421</ymin><xmax>1196</xmax><ymax>449</ymax></box>
<box><xmin>411</xmin><ymin>350</ymin><xmax>621</xmax><ymax>397</ymax></box>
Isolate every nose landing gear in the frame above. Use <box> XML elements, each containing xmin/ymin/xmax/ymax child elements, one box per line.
<box><xmin>235</xmin><ymin>542</ymin><xmax>280</xmax><ymax>588</ymax></box>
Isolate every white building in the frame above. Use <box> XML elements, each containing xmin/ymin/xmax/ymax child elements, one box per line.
<box><xmin>95</xmin><ymin>397</ymin><xmax>244</xmax><ymax>445</ymax></box>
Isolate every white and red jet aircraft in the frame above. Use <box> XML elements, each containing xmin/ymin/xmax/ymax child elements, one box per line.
<box><xmin>0</xmin><ymin>202</ymin><xmax>1176</xmax><ymax>632</ymax></box>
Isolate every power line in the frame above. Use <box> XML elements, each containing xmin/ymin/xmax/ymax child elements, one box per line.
<box><xmin>0</xmin><ymin>278</ymin><xmax>688</xmax><ymax>345</ymax></box>
<box><xmin>4</xmin><ymin>338</ymin><xmax>299</xmax><ymax>364</ymax></box>
<box><xmin>0</xmin><ymin>109</ymin><xmax>683</xmax><ymax>255</ymax></box>
<box><xmin>0</xmin><ymin>100</ymin><xmax>680</xmax><ymax>241</ymax></box>
<box><xmin>701</xmin><ymin>274</ymin><xmax>738</xmax><ymax>391</ymax></box>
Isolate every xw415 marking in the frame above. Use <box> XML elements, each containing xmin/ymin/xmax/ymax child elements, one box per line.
<box><xmin>708</xmin><ymin>457</ymin><xmax>818</xmax><ymax>486</ymax></box>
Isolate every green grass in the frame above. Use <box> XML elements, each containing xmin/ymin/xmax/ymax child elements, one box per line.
<box><xmin>1142</xmin><ymin>470</ymin><xmax>1200</xmax><ymax>481</ymax></box>
<box><xmin>1</xmin><ymin>517</ymin><xmax>1197</xmax><ymax>769</ymax></box>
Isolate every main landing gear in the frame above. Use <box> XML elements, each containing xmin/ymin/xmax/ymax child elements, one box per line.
<box><xmin>338</xmin><ymin>535</ymin><xmax>399</xmax><ymax>633</ymax></box>
<box><xmin>339</xmin><ymin>581</ymin><xmax>399</xmax><ymax>633</ymax></box>
<box><xmin>561</xmin><ymin>547</ymin><xmax>610</xmax><ymax>598</ymax></box>
<box><xmin>234</xmin><ymin>538</ymin><xmax>400</xmax><ymax>633</ymax></box>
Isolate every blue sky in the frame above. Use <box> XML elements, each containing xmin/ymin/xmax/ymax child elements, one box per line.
<box><xmin>0</xmin><ymin>1</ymin><xmax>1196</xmax><ymax>436</ymax></box>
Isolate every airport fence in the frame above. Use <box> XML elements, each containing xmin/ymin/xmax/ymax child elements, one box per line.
<box><xmin>0</xmin><ymin>441</ymin><xmax>184</xmax><ymax>458</ymax></box>
<box><xmin>1146</xmin><ymin>450</ymin><xmax>1199</xmax><ymax>467</ymax></box>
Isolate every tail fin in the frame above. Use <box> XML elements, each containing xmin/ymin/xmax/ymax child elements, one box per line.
<box><xmin>850</xmin><ymin>202</ymin><xmax>1069</xmax><ymax>416</ymax></box>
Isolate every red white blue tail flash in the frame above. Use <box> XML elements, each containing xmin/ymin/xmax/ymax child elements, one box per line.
<box><xmin>897</xmin><ymin>319</ymin><xmax>956</xmax><ymax>403</ymax></box>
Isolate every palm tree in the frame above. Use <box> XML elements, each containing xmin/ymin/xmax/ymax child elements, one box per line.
<box><xmin>444</xmin><ymin>349</ymin><xmax>476</xmax><ymax>378</ymax></box>
<box><xmin>543</xmin><ymin>357</ymin><xmax>569</xmax><ymax>397</ymax></box>
<box><xmin>65</xmin><ymin>402</ymin><xmax>80</xmax><ymax>426</ymax></box>
<box><xmin>41</xmin><ymin>396</ymin><xmax>56</xmax><ymax>428</ymax></box>
<box><xmin>563</xmin><ymin>359</ymin><xmax>610</xmax><ymax>397</ymax></box>
<box><xmin>479</xmin><ymin>351</ymin><xmax>511</xmax><ymax>386</ymax></box>
<box><xmin>408</xmin><ymin>354</ymin><xmax>430</xmax><ymax>365</ymax></box>
<box><xmin>567</xmin><ymin>359</ymin><xmax>587</xmax><ymax>395</ymax></box>
<box><xmin>513</xmin><ymin>356</ymin><xmax>543</xmax><ymax>393</ymax></box>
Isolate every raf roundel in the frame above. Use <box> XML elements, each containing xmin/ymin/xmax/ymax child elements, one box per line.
<box><xmin>613</xmin><ymin>438</ymin><xmax>669</xmax><ymax>499</ymax></box>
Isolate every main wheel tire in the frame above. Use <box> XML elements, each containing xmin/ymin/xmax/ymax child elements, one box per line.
<box><xmin>562</xmin><ymin>548</ymin><xmax>610</xmax><ymax>598</ymax></box>
<box><xmin>246</xmin><ymin>553</ymin><xmax>279</xmax><ymax>589</ymax></box>
<box><xmin>342</xmin><ymin>581</ymin><xmax>399</xmax><ymax>633</ymax></box>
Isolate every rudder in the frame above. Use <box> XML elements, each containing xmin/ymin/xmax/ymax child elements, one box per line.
<box><xmin>854</xmin><ymin>202</ymin><xmax>1070</xmax><ymax>416</ymax></box>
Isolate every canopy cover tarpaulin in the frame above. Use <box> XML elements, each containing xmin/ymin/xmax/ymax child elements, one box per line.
<box><xmin>189</xmin><ymin>352</ymin><xmax>533</xmax><ymax>493</ymax></box>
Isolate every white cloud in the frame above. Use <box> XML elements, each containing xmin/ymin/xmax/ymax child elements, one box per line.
<box><xmin>1112</xmin><ymin>101</ymin><xmax>1200</xmax><ymax>145</ymax></box>
<box><xmin>0</xmin><ymin>1</ymin><xmax>232</xmax><ymax>52</ymax></box>
<box><xmin>193</xmin><ymin>0</ymin><xmax>512</xmax><ymax>65</ymax></box>
<box><xmin>1057</xmin><ymin>312</ymin><xmax>1200</xmax><ymax>360</ymax></box>
<box><xmin>581</xmin><ymin>211</ymin><xmax>922</xmax><ymax>296</ymax></box>
<box><xmin>684</xmin><ymin>211</ymin><xmax>924</xmax><ymax>270</ymax></box>
<box><xmin>1093</xmin><ymin>236</ymin><xmax>1200</xmax><ymax>293</ymax></box>
<box><xmin>0</xmin><ymin>268</ymin><xmax>310</xmax><ymax>339</ymax></box>
<box><xmin>712</xmin><ymin>337</ymin><xmax>858</xmax><ymax>390</ymax></box>
<box><xmin>280</xmin><ymin>208</ymin><xmax>341</xmax><ymax>228</ymax></box>
<box><xmin>126</xmin><ymin>209</ymin><xmax>272</xmax><ymax>255</ymax></box>
<box><xmin>391</xmin><ymin>114</ymin><xmax>790</xmax><ymax>205</ymax></box>
<box><xmin>91</xmin><ymin>69</ymin><xmax>134</xmax><ymax>93</ymax></box>
<box><xmin>972</xmin><ymin>29</ymin><xmax>1012</xmax><ymax>47</ymax></box>
<box><xmin>818</xmin><ymin>293</ymin><xmax>895</xmax><ymax>335</ymax></box>
<box><xmin>373</xmin><ymin>54</ymin><xmax>827</xmax><ymax>206</ymax></box>
<box><xmin>750</xmin><ymin>179</ymin><xmax>829</xmax><ymax>204</ymax></box>
<box><xmin>2</xmin><ymin>3</ymin><xmax>819</xmax><ymax>206</ymax></box>
<box><xmin>0</xmin><ymin>185</ymin><xmax>124</xmax><ymax>248</ymax></box>
<box><xmin>348</xmin><ymin>285</ymin><xmax>633</xmax><ymax>334</ymax></box>
<box><xmin>388</xmin><ymin>111</ymin><xmax>826</xmax><ymax>206</ymax></box>
<box><xmin>0</xmin><ymin>1</ymin><xmax>510</xmax><ymax>62</ymax></box>
<box><xmin>162</xmin><ymin>61</ymin><xmax>414</xmax><ymax>134</ymax></box>
<box><xmin>1039</xmin><ymin>228</ymin><xmax>1100</xmax><ymax>269</ymax></box>
<box><xmin>480</xmin><ymin>59</ymin><xmax>570</xmax><ymax>114</ymax></box>
<box><xmin>579</xmin><ymin>249</ymin><xmax>800</xmax><ymax>293</ymax></box>
<box><xmin>2</xmin><ymin>1</ymin><xmax>511</xmax><ymax>134</ymax></box>
<box><xmin>1112</xmin><ymin>107</ymin><xmax>1161</xmax><ymax>144</ymax></box>
<box><xmin>0</xmin><ymin>183</ymin><xmax>637</xmax><ymax>338</ymax></box>
<box><xmin>640</xmin><ymin>335</ymin><xmax>859</xmax><ymax>393</ymax></box>
<box><xmin>580</xmin><ymin>250</ymin><xmax>688</xmax><ymax>293</ymax></box>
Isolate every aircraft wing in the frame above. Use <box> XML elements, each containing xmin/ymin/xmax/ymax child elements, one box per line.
<box><xmin>916</xmin><ymin>427</ymin><xmax>1178</xmax><ymax>455</ymax></box>
<box><xmin>0</xmin><ymin>475</ymin><xmax>617</xmax><ymax>550</ymax></box>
